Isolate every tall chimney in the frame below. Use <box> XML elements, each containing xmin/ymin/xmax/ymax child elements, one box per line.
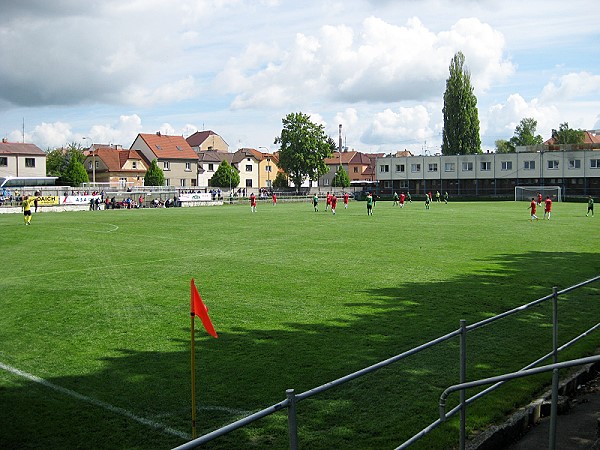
<box><xmin>338</xmin><ymin>124</ymin><xmax>342</xmax><ymax>153</ymax></box>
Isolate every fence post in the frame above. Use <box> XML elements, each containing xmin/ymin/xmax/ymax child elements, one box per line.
<box><xmin>549</xmin><ymin>287</ymin><xmax>559</xmax><ymax>450</ymax></box>
<box><xmin>459</xmin><ymin>319</ymin><xmax>467</xmax><ymax>450</ymax></box>
<box><xmin>286</xmin><ymin>389</ymin><xmax>298</xmax><ymax>450</ymax></box>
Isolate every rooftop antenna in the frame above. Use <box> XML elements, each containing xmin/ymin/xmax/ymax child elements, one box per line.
<box><xmin>22</xmin><ymin>117</ymin><xmax>25</xmax><ymax>143</ymax></box>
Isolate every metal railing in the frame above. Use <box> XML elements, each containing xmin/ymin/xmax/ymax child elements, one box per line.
<box><xmin>173</xmin><ymin>275</ymin><xmax>600</xmax><ymax>450</ymax></box>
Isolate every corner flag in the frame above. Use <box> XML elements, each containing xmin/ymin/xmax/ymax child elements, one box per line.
<box><xmin>190</xmin><ymin>279</ymin><xmax>218</xmax><ymax>338</ymax></box>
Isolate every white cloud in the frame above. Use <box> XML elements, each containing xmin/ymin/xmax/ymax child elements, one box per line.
<box><xmin>362</xmin><ymin>105</ymin><xmax>433</xmax><ymax>147</ymax></box>
<box><xmin>539</xmin><ymin>72</ymin><xmax>600</xmax><ymax>102</ymax></box>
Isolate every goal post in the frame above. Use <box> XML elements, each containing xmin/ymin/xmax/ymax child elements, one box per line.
<box><xmin>515</xmin><ymin>186</ymin><xmax>562</xmax><ymax>202</ymax></box>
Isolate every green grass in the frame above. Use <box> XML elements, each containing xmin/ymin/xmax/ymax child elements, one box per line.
<box><xmin>0</xmin><ymin>199</ymin><xmax>598</xmax><ymax>449</ymax></box>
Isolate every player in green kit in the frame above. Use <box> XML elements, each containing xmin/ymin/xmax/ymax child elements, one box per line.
<box><xmin>587</xmin><ymin>196</ymin><xmax>594</xmax><ymax>217</ymax></box>
<box><xmin>313</xmin><ymin>193</ymin><xmax>319</xmax><ymax>212</ymax></box>
<box><xmin>366</xmin><ymin>192</ymin><xmax>373</xmax><ymax>216</ymax></box>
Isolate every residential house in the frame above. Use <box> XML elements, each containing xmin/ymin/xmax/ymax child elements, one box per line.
<box><xmin>197</xmin><ymin>150</ymin><xmax>233</xmax><ymax>187</ymax></box>
<box><xmin>232</xmin><ymin>148</ymin><xmax>262</xmax><ymax>190</ymax></box>
<box><xmin>0</xmin><ymin>139</ymin><xmax>50</xmax><ymax>183</ymax></box>
<box><xmin>258</xmin><ymin>152</ymin><xmax>279</xmax><ymax>189</ymax></box>
<box><xmin>83</xmin><ymin>145</ymin><xmax>147</xmax><ymax>189</ymax></box>
<box><xmin>130</xmin><ymin>132</ymin><xmax>199</xmax><ymax>187</ymax></box>
<box><xmin>319</xmin><ymin>151</ymin><xmax>376</xmax><ymax>188</ymax></box>
<box><xmin>186</xmin><ymin>130</ymin><xmax>229</xmax><ymax>153</ymax></box>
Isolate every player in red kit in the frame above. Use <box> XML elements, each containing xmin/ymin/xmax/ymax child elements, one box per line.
<box><xmin>544</xmin><ymin>196</ymin><xmax>552</xmax><ymax>220</ymax></box>
<box><xmin>529</xmin><ymin>198</ymin><xmax>538</xmax><ymax>221</ymax></box>
<box><xmin>250</xmin><ymin>193</ymin><xmax>257</xmax><ymax>212</ymax></box>
<box><xmin>399</xmin><ymin>192</ymin><xmax>405</xmax><ymax>208</ymax></box>
<box><xmin>343</xmin><ymin>192</ymin><xmax>349</xmax><ymax>209</ymax></box>
<box><xmin>331</xmin><ymin>194</ymin><xmax>337</xmax><ymax>215</ymax></box>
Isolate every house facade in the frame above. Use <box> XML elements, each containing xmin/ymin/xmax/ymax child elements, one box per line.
<box><xmin>197</xmin><ymin>150</ymin><xmax>233</xmax><ymax>187</ymax></box>
<box><xmin>232</xmin><ymin>148</ymin><xmax>262</xmax><ymax>189</ymax></box>
<box><xmin>319</xmin><ymin>151</ymin><xmax>376</xmax><ymax>188</ymax></box>
<box><xmin>83</xmin><ymin>145</ymin><xmax>148</xmax><ymax>189</ymax></box>
<box><xmin>130</xmin><ymin>132</ymin><xmax>199</xmax><ymax>187</ymax></box>
<box><xmin>376</xmin><ymin>146</ymin><xmax>600</xmax><ymax>197</ymax></box>
<box><xmin>0</xmin><ymin>140</ymin><xmax>47</xmax><ymax>179</ymax></box>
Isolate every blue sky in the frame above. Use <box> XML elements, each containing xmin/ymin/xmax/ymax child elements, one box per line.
<box><xmin>0</xmin><ymin>0</ymin><xmax>599</xmax><ymax>154</ymax></box>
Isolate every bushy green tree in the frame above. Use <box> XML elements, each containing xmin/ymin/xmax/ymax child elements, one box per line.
<box><xmin>144</xmin><ymin>159</ymin><xmax>165</xmax><ymax>186</ymax></box>
<box><xmin>275</xmin><ymin>112</ymin><xmax>332</xmax><ymax>190</ymax></box>
<box><xmin>332</xmin><ymin>165</ymin><xmax>350</xmax><ymax>188</ymax></box>
<box><xmin>209</xmin><ymin>160</ymin><xmax>239</xmax><ymax>188</ymax></box>
<box><xmin>495</xmin><ymin>139</ymin><xmax>513</xmax><ymax>153</ymax></box>
<box><xmin>551</xmin><ymin>122</ymin><xmax>585</xmax><ymax>144</ymax></box>
<box><xmin>441</xmin><ymin>51</ymin><xmax>481</xmax><ymax>155</ymax></box>
<box><xmin>272</xmin><ymin>172</ymin><xmax>289</xmax><ymax>189</ymax></box>
<box><xmin>62</xmin><ymin>154</ymin><xmax>89</xmax><ymax>187</ymax></box>
<box><xmin>508</xmin><ymin>117</ymin><xmax>544</xmax><ymax>151</ymax></box>
<box><xmin>46</xmin><ymin>143</ymin><xmax>85</xmax><ymax>179</ymax></box>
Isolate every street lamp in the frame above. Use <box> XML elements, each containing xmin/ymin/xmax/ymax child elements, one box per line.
<box><xmin>83</xmin><ymin>137</ymin><xmax>95</xmax><ymax>185</ymax></box>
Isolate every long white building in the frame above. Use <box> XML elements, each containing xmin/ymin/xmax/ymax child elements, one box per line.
<box><xmin>376</xmin><ymin>144</ymin><xmax>600</xmax><ymax>198</ymax></box>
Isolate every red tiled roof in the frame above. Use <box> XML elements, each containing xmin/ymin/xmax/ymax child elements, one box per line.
<box><xmin>137</xmin><ymin>133</ymin><xmax>198</xmax><ymax>160</ymax></box>
<box><xmin>0</xmin><ymin>142</ymin><xmax>45</xmax><ymax>156</ymax></box>
<box><xmin>233</xmin><ymin>148</ymin><xmax>263</xmax><ymax>163</ymax></box>
<box><xmin>544</xmin><ymin>130</ymin><xmax>600</xmax><ymax>145</ymax></box>
<box><xmin>92</xmin><ymin>148</ymin><xmax>146</xmax><ymax>172</ymax></box>
<box><xmin>325</xmin><ymin>151</ymin><xmax>358</xmax><ymax>165</ymax></box>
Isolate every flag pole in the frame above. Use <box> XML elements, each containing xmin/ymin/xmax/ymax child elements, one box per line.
<box><xmin>190</xmin><ymin>313</ymin><xmax>197</xmax><ymax>439</ymax></box>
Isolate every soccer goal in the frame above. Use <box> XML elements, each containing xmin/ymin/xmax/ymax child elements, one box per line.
<box><xmin>515</xmin><ymin>186</ymin><xmax>562</xmax><ymax>202</ymax></box>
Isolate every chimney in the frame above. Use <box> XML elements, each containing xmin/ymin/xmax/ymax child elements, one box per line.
<box><xmin>156</xmin><ymin>131</ymin><xmax>161</xmax><ymax>136</ymax></box>
<box><xmin>338</xmin><ymin>124</ymin><xmax>342</xmax><ymax>153</ymax></box>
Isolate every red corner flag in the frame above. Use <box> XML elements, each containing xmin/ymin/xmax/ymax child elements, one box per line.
<box><xmin>190</xmin><ymin>279</ymin><xmax>218</xmax><ymax>338</ymax></box>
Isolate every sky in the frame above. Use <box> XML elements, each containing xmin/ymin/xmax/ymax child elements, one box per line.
<box><xmin>1</xmin><ymin>0</ymin><xmax>599</xmax><ymax>155</ymax></box>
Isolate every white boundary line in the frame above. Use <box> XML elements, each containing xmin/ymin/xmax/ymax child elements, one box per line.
<box><xmin>0</xmin><ymin>361</ymin><xmax>190</xmax><ymax>440</ymax></box>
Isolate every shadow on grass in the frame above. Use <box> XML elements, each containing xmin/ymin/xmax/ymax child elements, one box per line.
<box><xmin>1</xmin><ymin>251</ymin><xmax>599</xmax><ymax>450</ymax></box>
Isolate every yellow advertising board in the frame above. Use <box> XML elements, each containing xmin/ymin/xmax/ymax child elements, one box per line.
<box><xmin>36</xmin><ymin>196</ymin><xmax>59</xmax><ymax>206</ymax></box>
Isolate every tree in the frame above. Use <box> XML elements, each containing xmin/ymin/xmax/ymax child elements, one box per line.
<box><xmin>46</xmin><ymin>143</ymin><xmax>85</xmax><ymax>180</ymax></box>
<box><xmin>495</xmin><ymin>139</ymin><xmax>513</xmax><ymax>154</ymax></box>
<box><xmin>551</xmin><ymin>122</ymin><xmax>585</xmax><ymax>145</ymax></box>
<box><xmin>331</xmin><ymin>165</ymin><xmax>350</xmax><ymax>188</ymax></box>
<box><xmin>275</xmin><ymin>112</ymin><xmax>332</xmax><ymax>190</ymax></box>
<box><xmin>272</xmin><ymin>172</ymin><xmax>289</xmax><ymax>189</ymax></box>
<box><xmin>62</xmin><ymin>154</ymin><xmax>89</xmax><ymax>187</ymax></box>
<box><xmin>209</xmin><ymin>160</ymin><xmax>239</xmax><ymax>188</ymax></box>
<box><xmin>144</xmin><ymin>159</ymin><xmax>165</xmax><ymax>186</ymax></box>
<box><xmin>441</xmin><ymin>51</ymin><xmax>481</xmax><ymax>155</ymax></box>
<box><xmin>508</xmin><ymin>117</ymin><xmax>543</xmax><ymax>151</ymax></box>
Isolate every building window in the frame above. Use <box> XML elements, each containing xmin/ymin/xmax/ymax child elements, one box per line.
<box><xmin>132</xmin><ymin>162</ymin><xmax>137</xmax><ymax>169</ymax></box>
<box><xmin>480</xmin><ymin>161</ymin><xmax>491</xmax><ymax>171</ymax></box>
<box><xmin>354</xmin><ymin>166</ymin><xmax>359</xmax><ymax>173</ymax></box>
<box><xmin>568</xmin><ymin>159</ymin><xmax>581</xmax><ymax>169</ymax></box>
<box><xmin>88</xmin><ymin>162</ymin><xmax>93</xmax><ymax>170</ymax></box>
<box><xmin>25</xmin><ymin>158</ymin><xmax>35</xmax><ymax>168</ymax></box>
<box><xmin>164</xmin><ymin>178</ymin><xmax>170</xmax><ymax>186</ymax></box>
<box><xmin>246</xmin><ymin>165</ymin><xmax>253</xmax><ymax>172</ymax></box>
<box><xmin>410</xmin><ymin>164</ymin><xmax>421</xmax><ymax>173</ymax></box>
<box><xmin>208</xmin><ymin>163</ymin><xmax>214</xmax><ymax>171</ymax></box>
<box><xmin>384</xmin><ymin>181</ymin><xmax>392</xmax><ymax>188</ymax></box>
<box><xmin>591</xmin><ymin>159</ymin><xmax>600</xmax><ymax>169</ymax></box>
<box><xmin>547</xmin><ymin>160</ymin><xmax>559</xmax><ymax>170</ymax></box>
<box><xmin>462</xmin><ymin>162</ymin><xmax>473</xmax><ymax>172</ymax></box>
<box><xmin>245</xmin><ymin>179</ymin><xmax>252</xmax><ymax>187</ymax></box>
<box><xmin>501</xmin><ymin>161</ymin><xmax>512</xmax><ymax>171</ymax></box>
<box><xmin>380</xmin><ymin>164</ymin><xmax>389</xmax><ymax>173</ymax></box>
<box><xmin>180</xmin><ymin>179</ymin><xmax>186</xmax><ymax>187</ymax></box>
<box><xmin>0</xmin><ymin>157</ymin><xmax>7</xmax><ymax>166</ymax></box>
<box><xmin>163</xmin><ymin>161</ymin><xmax>170</xmax><ymax>171</ymax></box>
<box><xmin>185</xmin><ymin>162</ymin><xmax>191</xmax><ymax>171</ymax></box>
<box><xmin>444</xmin><ymin>162</ymin><xmax>455</xmax><ymax>172</ymax></box>
<box><xmin>428</xmin><ymin>163</ymin><xmax>438</xmax><ymax>172</ymax></box>
<box><xmin>396</xmin><ymin>164</ymin><xmax>405</xmax><ymax>173</ymax></box>
<box><xmin>191</xmin><ymin>179</ymin><xmax>197</xmax><ymax>187</ymax></box>
<box><xmin>324</xmin><ymin>179</ymin><xmax>330</xmax><ymax>186</ymax></box>
<box><xmin>265</xmin><ymin>165</ymin><xmax>272</xmax><ymax>173</ymax></box>
<box><xmin>524</xmin><ymin>160</ymin><xmax>535</xmax><ymax>170</ymax></box>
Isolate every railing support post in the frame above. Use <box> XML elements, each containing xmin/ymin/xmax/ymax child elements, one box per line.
<box><xmin>549</xmin><ymin>286</ymin><xmax>559</xmax><ymax>450</ymax></box>
<box><xmin>286</xmin><ymin>389</ymin><xmax>298</xmax><ymax>450</ymax></box>
<box><xmin>459</xmin><ymin>319</ymin><xmax>467</xmax><ymax>450</ymax></box>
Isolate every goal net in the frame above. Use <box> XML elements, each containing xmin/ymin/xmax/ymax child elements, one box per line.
<box><xmin>515</xmin><ymin>186</ymin><xmax>562</xmax><ymax>202</ymax></box>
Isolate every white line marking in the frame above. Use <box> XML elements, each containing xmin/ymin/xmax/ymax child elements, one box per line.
<box><xmin>0</xmin><ymin>361</ymin><xmax>190</xmax><ymax>440</ymax></box>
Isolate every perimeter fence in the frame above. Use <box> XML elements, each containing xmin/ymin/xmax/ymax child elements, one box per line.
<box><xmin>173</xmin><ymin>275</ymin><xmax>600</xmax><ymax>450</ymax></box>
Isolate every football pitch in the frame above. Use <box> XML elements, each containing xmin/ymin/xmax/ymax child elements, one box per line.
<box><xmin>1</xmin><ymin>199</ymin><xmax>599</xmax><ymax>449</ymax></box>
